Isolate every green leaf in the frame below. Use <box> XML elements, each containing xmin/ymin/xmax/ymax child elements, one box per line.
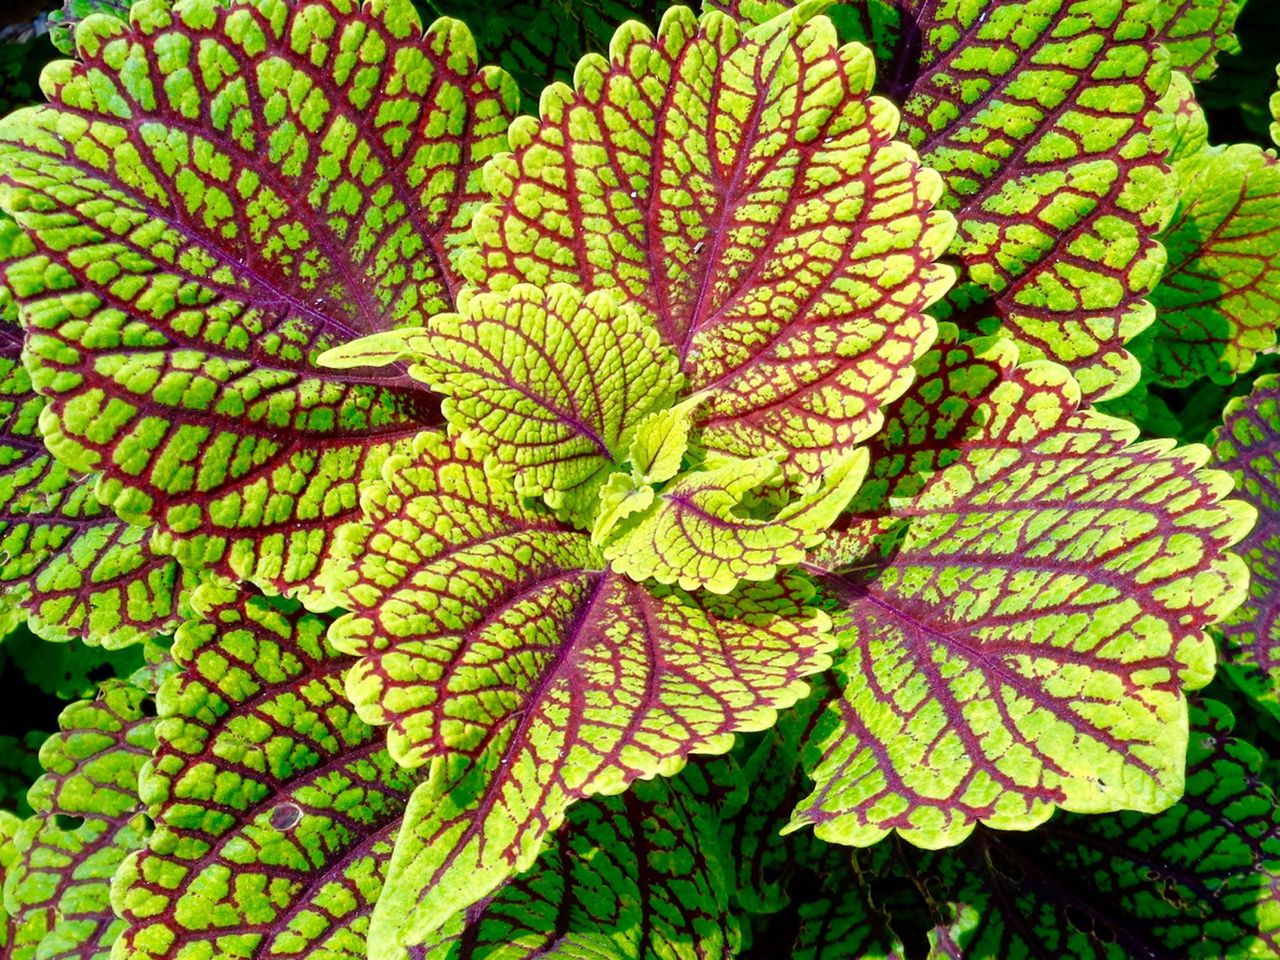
<box><xmin>1214</xmin><ymin>374</ymin><xmax>1280</xmax><ymax>722</ymax></box>
<box><xmin>4</xmin><ymin>676</ymin><xmax>157</xmax><ymax>960</ymax></box>
<box><xmin>0</xmin><ymin>0</ymin><xmax>518</xmax><ymax>599</ymax></box>
<box><xmin>628</xmin><ymin>398</ymin><xmax>699</xmax><ymax>486</ymax></box>
<box><xmin>1131</xmin><ymin>85</ymin><xmax>1280</xmax><ymax>386</ymax></box>
<box><xmin>322</xmin><ymin>431</ymin><xmax>833</xmax><ymax>949</ymax></box>
<box><xmin>0</xmin><ymin>218</ymin><xmax>194</xmax><ymax>648</ymax></box>
<box><xmin>47</xmin><ymin>0</ymin><xmax>132</xmax><ymax>56</ymax></box>
<box><xmin>473</xmin><ymin>5</ymin><xmax>952</xmax><ymax>479</ymax></box>
<box><xmin>790</xmin><ymin>327</ymin><xmax>1253</xmax><ymax>848</ymax></box>
<box><xmin>837</xmin><ymin>0</ymin><xmax>1176</xmax><ymax>402</ymax></box>
<box><xmin>591</xmin><ymin>470</ymin><xmax>654</xmax><ymax>546</ymax></box>
<box><xmin>113</xmin><ymin>582</ymin><xmax>420</xmax><ymax>960</ymax></box>
<box><xmin>1153</xmin><ymin>0</ymin><xmax>1244</xmax><ymax>81</ymax></box>
<box><xmin>0</xmin><ymin>809</ymin><xmax>21</xmax><ymax>951</ymax></box>
<box><xmin>404</xmin><ymin>284</ymin><xmax>681</xmax><ymax>527</ymax></box>
<box><xmin>918</xmin><ymin>698</ymin><xmax>1280</xmax><ymax>958</ymax></box>
<box><xmin>403</xmin><ymin>767</ymin><xmax>740</xmax><ymax>960</ymax></box>
<box><xmin>601</xmin><ymin>449</ymin><xmax>866</xmax><ymax>593</ymax></box>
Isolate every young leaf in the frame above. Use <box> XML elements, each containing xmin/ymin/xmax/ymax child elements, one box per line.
<box><xmin>918</xmin><ymin>698</ymin><xmax>1280</xmax><ymax>959</ymax></box>
<box><xmin>1214</xmin><ymin>374</ymin><xmax>1280</xmax><ymax>722</ymax></box>
<box><xmin>323</xmin><ymin>431</ymin><xmax>833</xmax><ymax>948</ymax></box>
<box><xmin>832</xmin><ymin>0</ymin><xmax>1175</xmax><ymax>402</ymax></box>
<box><xmin>0</xmin><ymin>219</ymin><xmax>193</xmax><ymax>647</ymax></box>
<box><xmin>113</xmin><ymin>583</ymin><xmax>420</xmax><ymax>960</ymax></box>
<box><xmin>4</xmin><ymin>676</ymin><xmax>156</xmax><ymax>960</ymax></box>
<box><xmin>473</xmin><ymin>4</ymin><xmax>953</xmax><ymax>479</ymax></box>
<box><xmin>401</xmin><ymin>284</ymin><xmax>681</xmax><ymax>526</ymax></box>
<box><xmin>1131</xmin><ymin>85</ymin><xmax>1280</xmax><ymax>386</ymax></box>
<box><xmin>790</xmin><ymin>328</ymin><xmax>1253</xmax><ymax>848</ymax></box>
<box><xmin>1153</xmin><ymin>0</ymin><xmax>1245</xmax><ymax>81</ymax></box>
<box><xmin>601</xmin><ymin>450</ymin><xmax>866</xmax><ymax>593</ymax></box>
<box><xmin>0</xmin><ymin>0</ymin><xmax>518</xmax><ymax>598</ymax></box>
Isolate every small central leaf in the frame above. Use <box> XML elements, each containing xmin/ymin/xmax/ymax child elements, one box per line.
<box><xmin>400</xmin><ymin>283</ymin><xmax>681</xmax><ymax>527</ymax></box>
<box><xmin>603</xmin><ymin>449</ymin><xmax>867</xmax><ymax>593</ymax></box>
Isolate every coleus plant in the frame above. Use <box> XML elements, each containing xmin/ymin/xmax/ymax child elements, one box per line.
<box><xmin>0</xmin><ymin>0</ymin><xmax>1275</xmax><ymax>957</ymax></box>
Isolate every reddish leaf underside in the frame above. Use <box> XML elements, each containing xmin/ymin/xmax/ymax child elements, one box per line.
<box><xmin>1215</xmin><ymin>375</ymin><xmax>1280</xmax><ymax>722</ymax></box>
<box><xmin>0</xmin><ymin>0</ymin><xmax>518</xmax><ymax>597</ymax></box>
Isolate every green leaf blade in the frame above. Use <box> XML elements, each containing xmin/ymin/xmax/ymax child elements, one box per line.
<box><xmin>474</xmin><ymin>5</ymin><xmax>952</xmax><ymax>478</ymax></box>
<box><xmin>0</xmin><ymin>0</ymin><xmax>519</xmax><ymax>598</ymax></box>
<box><xmin>325</xmin><ymin>432</ymin><xmax>833</xmax><ymax>949</ymax></box>
<box><xmin>792</xmin><ymin>328</ymin><xmax>1253</xmax><ymax>848</ymax></box>
<box><xmin>113</xmin><ymin>583</ymin><xmax>418</xmax><ymax>960</ymax></box>
<box><xmin>410</xmin><ymin>284</ymin><xmax>681</xmax><ymax>526</ymax></box>
<box><xmin>5</xmin><ymin>674</ymin><xmax>158</xmax><ymax>960</ymax></box>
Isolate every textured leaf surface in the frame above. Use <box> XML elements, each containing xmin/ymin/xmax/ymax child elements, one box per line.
<box><xmin>602</xmin><ymin>450</ymin><xmax>865</xmax><ymax>593</ymax></box>
<box><xmin>791</xmin><ymin>329</ymin><xmax>1252</xmax><ymax>848</ymax></box>
<box><xmin>0</xmin><ymin>221</ymin><xmax>191</xmax><ymax>647</ymax></box>
<box><xmin>1214</xmin><ymin>375</ymin><xmax>1280</xmax><ymax>721</ymax></box>
<box><xmin>1132</xmin><ymin>93</ymin><xmax>1280</xmax><ymax>385</ymax></box>
<box><xmin>474</xmin><ymin>4</ymin><xmax>952</xmax><ymax>478</ymax></box>
<box><xmin>422</xmin><ymin>768</ymin><xmax>738</xmax><ymax>960</ymax></box>
<box><xmin>920</xmin><ymin>699</ymin><xmax>1280</xmax><ymax>959</ymax></box>
<box><xmin>322</xmin><ymin>432</ymin><xmax>832</xmax><ymax>949</ymax></box>
<box><xmin>47</xmin><ymin>0</ymin><xmax>132</xmax><ymax>55</ymax></box>
<box><xmin>1153</xmin><ymin>0</ymin><xmax>1244</xmax><ymax>80</ymax></box>
<box><xmin>113</xmin><ymin>583</ymin><xmax>419</xmax><ymax>960</ymax></box>
<box><xmin>0</xmin><ymin>0</ymin><xmax>517</xmax><ymax>596</ymax></box>
<box><xmin>4</xmin><ymin>677</ymin><xmax>156</xmax><ymax>960</ymax></box>
<box><xmin>403</xmin><ymin>284</ymin><xmax>680</xmax><ymax>526</ymax></box>
<box><xmin>839</xmin><ymin>0</ymin><xmax>1174</xmax><ymax>401</ymax></box>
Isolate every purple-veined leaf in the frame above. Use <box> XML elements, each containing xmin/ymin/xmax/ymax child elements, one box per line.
<box><xmin>1152</xmin><ymin>0</ymin><xmax>1244</xmax><ymax>81</ymax></box>
<box><xmin>4</xmin><ymin>673</ymin><xmax>158</xmax><ymax>960</ymax></box>
<box><xmin>0</xmin><ymin>217</ymin><xmax>193</xmax><ymax>647</ymax></box>
<box><xmin>828</xmin><ymin>0</ymin><xmax>1176</xmax><ymax>402</ymax></box>
<box><xmin>1214</xmin><ymin>374</ymin><xmax>1280</xmax><ymax>723</ymax></box>
<box><xmin>918</xmin><ymin>698</ymin><xmax>1280</xmax><ymax>959</ymax></box>
<box><xmin>325</xmin><ymin>283</ymin><xmax>683</xmax><ymax>527</ymax></box>
<box><xmin>472</xmin><ymin>3</ymin><xmax>953</xmax><ymax>480</ymax></box>
<box><xmin>0</xmin><ymin>0</ymin><xmax>518</xmax><ymax>598</ymax></box>
<box><xmin>421</xmin><ymin>765</ymin><xmax>739</xmax><ymax>960</ymax></box>
<box><xmin>321</xmin><ymin>430</ymin><xmax>833</xmax><ymax>950</ymax></box>
<box><xmin>113</xmin><ymin>582</ymin><xmax>420</xmax><ymax>960</ymax></box>
<box><xmin>1130</xmin><ymin>75</ymin><xmax>1280</xmax><ymax>386</ymax></box>
<box><xmin>788</xmin><ymin>326</ymin><xmax>1252</xmax><ymax>848</ymax></box>
<box><xmin>113</xmin><ymin>580</ymin><xmax>744</xmax><ymax>960</ymax></box>
<box><xmin>601</xmin><ymin>449</ymin><xmax>866</xmax><ymax>593</ymax></box>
